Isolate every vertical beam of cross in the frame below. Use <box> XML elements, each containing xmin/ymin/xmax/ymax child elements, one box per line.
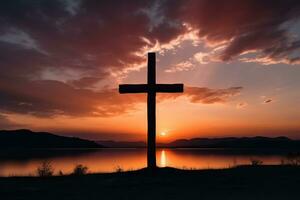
<box><xmin>147</xmin><ymin>52</ymin><xmax>156</xmax><ymax>169</ymax></box>
<box><xmin>119</xmin><ymin>52</ymin><xmax>184</xmax><ymax>170</ymax></box>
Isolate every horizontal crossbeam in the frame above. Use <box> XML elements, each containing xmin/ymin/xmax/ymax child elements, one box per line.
<box><xmin>119</xmin><ymin>83</ymin><xmax>184</xmax><ymax>94</ymax></box>
<box><xmin>155</xmin><ymin>84</ymin><xmax>184</xmax><ymax>93</ymax></box>
<box><xmin>119</xmin><ymin>84</ymin><xmax>148</xmax><ymax>93</ymax></box>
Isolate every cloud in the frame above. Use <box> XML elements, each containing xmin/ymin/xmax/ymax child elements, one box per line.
<box><xmin>67</xmin><ymin>73</ymin><xmax>109</xmax><ymax>89</ymax></box>
<box><xmin>60</xmin><ymin>0</ymin><xmax>82</xmax><ymax>16</ymax></box>
<box><xmin>181</xmin><ymin>86</ymin><xmax>243</xmax><ymax>104</ymax></box>
<box><xmin>0</xmin><ymin>0</ymin><xmax>184</xmax><ymax>81</ymax></box>
<box><xmin>174</xmin><ymin>0</ymin><xmax>300</xmax><ymax>64</ymax></box>
<box><xmin>0</xmin><ymin>0</ymin><xmax>298</xmax><ymax>82</ymax></box>
<box><xmin>0</xmin><ymin>27</ymin><xmax>47</xmax><ymax>54</ymax></box>
<box><xmin>0</xmin><ymin>77</ymin><xmax>143</xmax><ymax>117</ymax></box>
<box><xmin>261</xmin><ymin>96</ymin><xmax>274</xmax><ymax>104</ymax></box>
<box><xmin>165</xmin><ymin>51</ymin><xmax>216</xmax><ymax>73</ymax></box>
<box><xmin>165</xmin><ymin>60</ymin><xmax>194</xmax><ymax>73</ymax></box>
<box><xmin>264</xmin><ymin>99</ymin><xmax>273</xmax><ymax>104</ymax></box>
<box><xmin>224</xmin><ymin>31</ymin><xmax>300</xmax><ymax>65</ymax></box>
<box><xmin>138</xmin><ymin>0</ymin><xmax>165</xmax><ymax>32</ymax></box>
<box><xmin>236</xmin><ymin>102</ymin><xmax>248</xmax><ymax>109</ymax></box>
<box><xmin>157</xmin><ymin>87</ymin><xmax>243</xmax><ymax>104</ymax></box>
<box><xmin>0</xmin><ymin>114</ymin><xmax>20</xmax><ymax>129</ymax></box>
<box><xmin>0</xmin><ymin>0</ymin><xmax>299</xmax><ymax>81</ymax></box>
<box><xmin>0</xmin><ymin>0</ymin><xmax>298</xmax><ymax>119</ymax></box>
<box><xmin>0</xmin><ymin>77</ymin><xmax>242</xmax><ymax>117</ymax></box>
<box><xmin>193</xmin><ymin>52</ymin><xmax>210</xmax><ymax>64</ymax></box>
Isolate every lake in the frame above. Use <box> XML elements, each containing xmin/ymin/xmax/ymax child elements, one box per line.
<box><xmin>0</xmin><ymin>148</ymin><xmax>290</xmax><ymax>176</ymax></box>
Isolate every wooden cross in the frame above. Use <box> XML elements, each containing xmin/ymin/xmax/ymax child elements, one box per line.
<box><xmin>119</xmin><ymin>52</ymin><xmax>184</xmax><ymax>169</ymax></box>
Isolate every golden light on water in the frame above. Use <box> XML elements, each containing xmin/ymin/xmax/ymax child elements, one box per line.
<box><xmin>160</xmin><ymin>150</ymin><xmax>167</xmax><ymax>167</ymax></box>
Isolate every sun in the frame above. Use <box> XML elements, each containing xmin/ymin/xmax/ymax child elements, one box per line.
<box><xmin>160</xmin><ymin>131</ymin><xmax>167</xmax><ymax>136</ymax></box>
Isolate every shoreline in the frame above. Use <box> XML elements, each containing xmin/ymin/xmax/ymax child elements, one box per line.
<box><xmin>0</xmin><ymin>166</ymin><xmax>300</xmax><ymax>199</ymax></box>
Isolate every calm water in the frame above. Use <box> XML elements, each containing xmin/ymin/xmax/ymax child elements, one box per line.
<box><xmin>0</xmin><ymin>148</ymin><xmax>288</xmax><ymax>176</ymax></box>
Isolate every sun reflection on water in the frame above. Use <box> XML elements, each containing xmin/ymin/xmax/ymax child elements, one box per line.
<box><xmin>160</xmin><ymin>150</ymin><xmax>167</xmax><ymax>167</ymax></box>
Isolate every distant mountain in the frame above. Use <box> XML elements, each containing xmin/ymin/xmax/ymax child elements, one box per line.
<box><xmin>97</xmin><ymin>136</ymin><xmax>300</xmax><ymax>149</ymax></box>
<box><xmin>3</xmin><ymin>130</ymin><xmax>299</xmax><ymax>150</ymax></box>
<box><xmin>0</xmin><ymin>129</ymin><xmax>102</xmax><ymax>149</ymax></box>
<box><xmin>162</xmin><ymin>136</ymin><xmax>300</xmax><ymax>149</ymax></box>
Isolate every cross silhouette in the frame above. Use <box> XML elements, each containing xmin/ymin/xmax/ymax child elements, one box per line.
<box><xmin>119</xmin><ymin>52</ymin><xmax>184</xmax><ymax>169</ymax></box>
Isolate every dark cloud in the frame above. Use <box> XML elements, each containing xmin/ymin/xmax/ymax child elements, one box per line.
<box><xmin>0</xmin><ymin>77</ymin><xmax>144</xmax><ymax>117</ymax></box>
<box><xmin>173</xmin><ymin>0</ymin><xmax>300</xmax><ymax>63</ymax></box>
<box><xmin>1</xmin><ymin>0</ymin><xmax>298</xmax><ymax>81</ymax></box>
<box><xmin>0</xmin><ymin>0</ymin><xmax>298</xmax><ymax>118</ymax></box>
<box><xmin>0</xmin><ymin>77</ymin><xmax>242</xmax><ymax>117</ymax></box>
<box><xmin>264</xmin><ymin>99</ymin><xmax>273</xmax><ymax>104</ymax></box>
<box><xmin>0</xmin><ymin>0</ymin><xmax>184</xmax><ymax>79</ymax></box>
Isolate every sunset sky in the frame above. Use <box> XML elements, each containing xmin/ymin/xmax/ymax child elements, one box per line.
<box><xmin>0</xmin><ymin>0</ymin><xmax>300</xmax><ymax>142</ymax></box>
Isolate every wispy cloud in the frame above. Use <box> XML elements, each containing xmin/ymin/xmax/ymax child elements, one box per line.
<box><xmin>0</xmin><ymin>114</ymin><xmax>21</xmax><ymax>129</ymax></box>
<box><xmin>0</xmin><ymin>77</ymin><xmax>243</xmax><ymax>117</ymax></box>
<box><xmin>165</xmin><ymin>60</ymin><xmax>194</xmax><ymax>73</ymax></box>
<box><xmin>236</xmin><ymin>102</ymin><xmax>248</xmax><ymax>109</ymax></box>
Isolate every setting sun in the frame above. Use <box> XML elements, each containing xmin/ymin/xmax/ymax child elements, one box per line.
<box><xmin>160</xmin><ymin>131</ymin><xmax>167</xmax><ymax>136</ymax></box>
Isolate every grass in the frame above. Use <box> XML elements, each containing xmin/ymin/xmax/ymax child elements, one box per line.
<box><xmin>0</xmin><ymin>165</ymin><xmax>299</xmax><ymax>200</ymax></box>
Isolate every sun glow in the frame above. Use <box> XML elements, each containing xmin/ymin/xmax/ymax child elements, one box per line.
<box><xmin>160</xmin><ymin>131</ymin><xmax>167</xmax><ymax>136</ymax></box>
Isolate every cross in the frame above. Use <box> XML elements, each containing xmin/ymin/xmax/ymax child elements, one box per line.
<box><xmin>119</xmin><ymin>52</ymin><xmax>184</xmax><ymax>169</ymax></box>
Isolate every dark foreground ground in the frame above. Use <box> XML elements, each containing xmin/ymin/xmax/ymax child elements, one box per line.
<box><xmin>1</xmin><ymin>166</ymin><xmax>300</xmax><ymax>200</ymax></box>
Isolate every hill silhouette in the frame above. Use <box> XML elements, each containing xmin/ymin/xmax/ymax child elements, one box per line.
<box><xmin>2</xmin><ymin>129</ymin><xmax>300</xmax><ymax>150</ymax></box>
<box><xmin>97</xmin><ymin>136</ymin><xmax>300</xmax><ymax>149</ymax></box>
<box><xmin>0</xmin><ymin>129</ymin><xmax>102</xmax><ymax>149</ymax></box>
<box><xmin>164</xmin><ymin>136</ymin><xmax>300</xmax><ymax>149</ymax></box>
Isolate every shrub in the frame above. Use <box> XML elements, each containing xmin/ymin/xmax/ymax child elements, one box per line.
<box><xmin>72</xmin><ymin>164</ymin><xmax>88</xmax><ymax>175</ymax></box>
<box><xmin>37</xmin><ymin>161</ymin><xmax>54</xmax><ymax>177</ymax></box>
<box><xmin>250</xmin><ymin>158</ymin><xmax>263</xmax><ymax>166</ymax></box>
<box><xmin>58</xmin><ymin>170</ymin><xmax>64</xmax><ymax>176</ymax></box>
<box><xmin>115</xmin><ymin>165</ymin><xmax>124</xmax><ymax>173</ymax></box>
<box><xmin>282</xmin><ymin>153</ymin><xmax>300</xmax><ymax>166</ymax></box>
